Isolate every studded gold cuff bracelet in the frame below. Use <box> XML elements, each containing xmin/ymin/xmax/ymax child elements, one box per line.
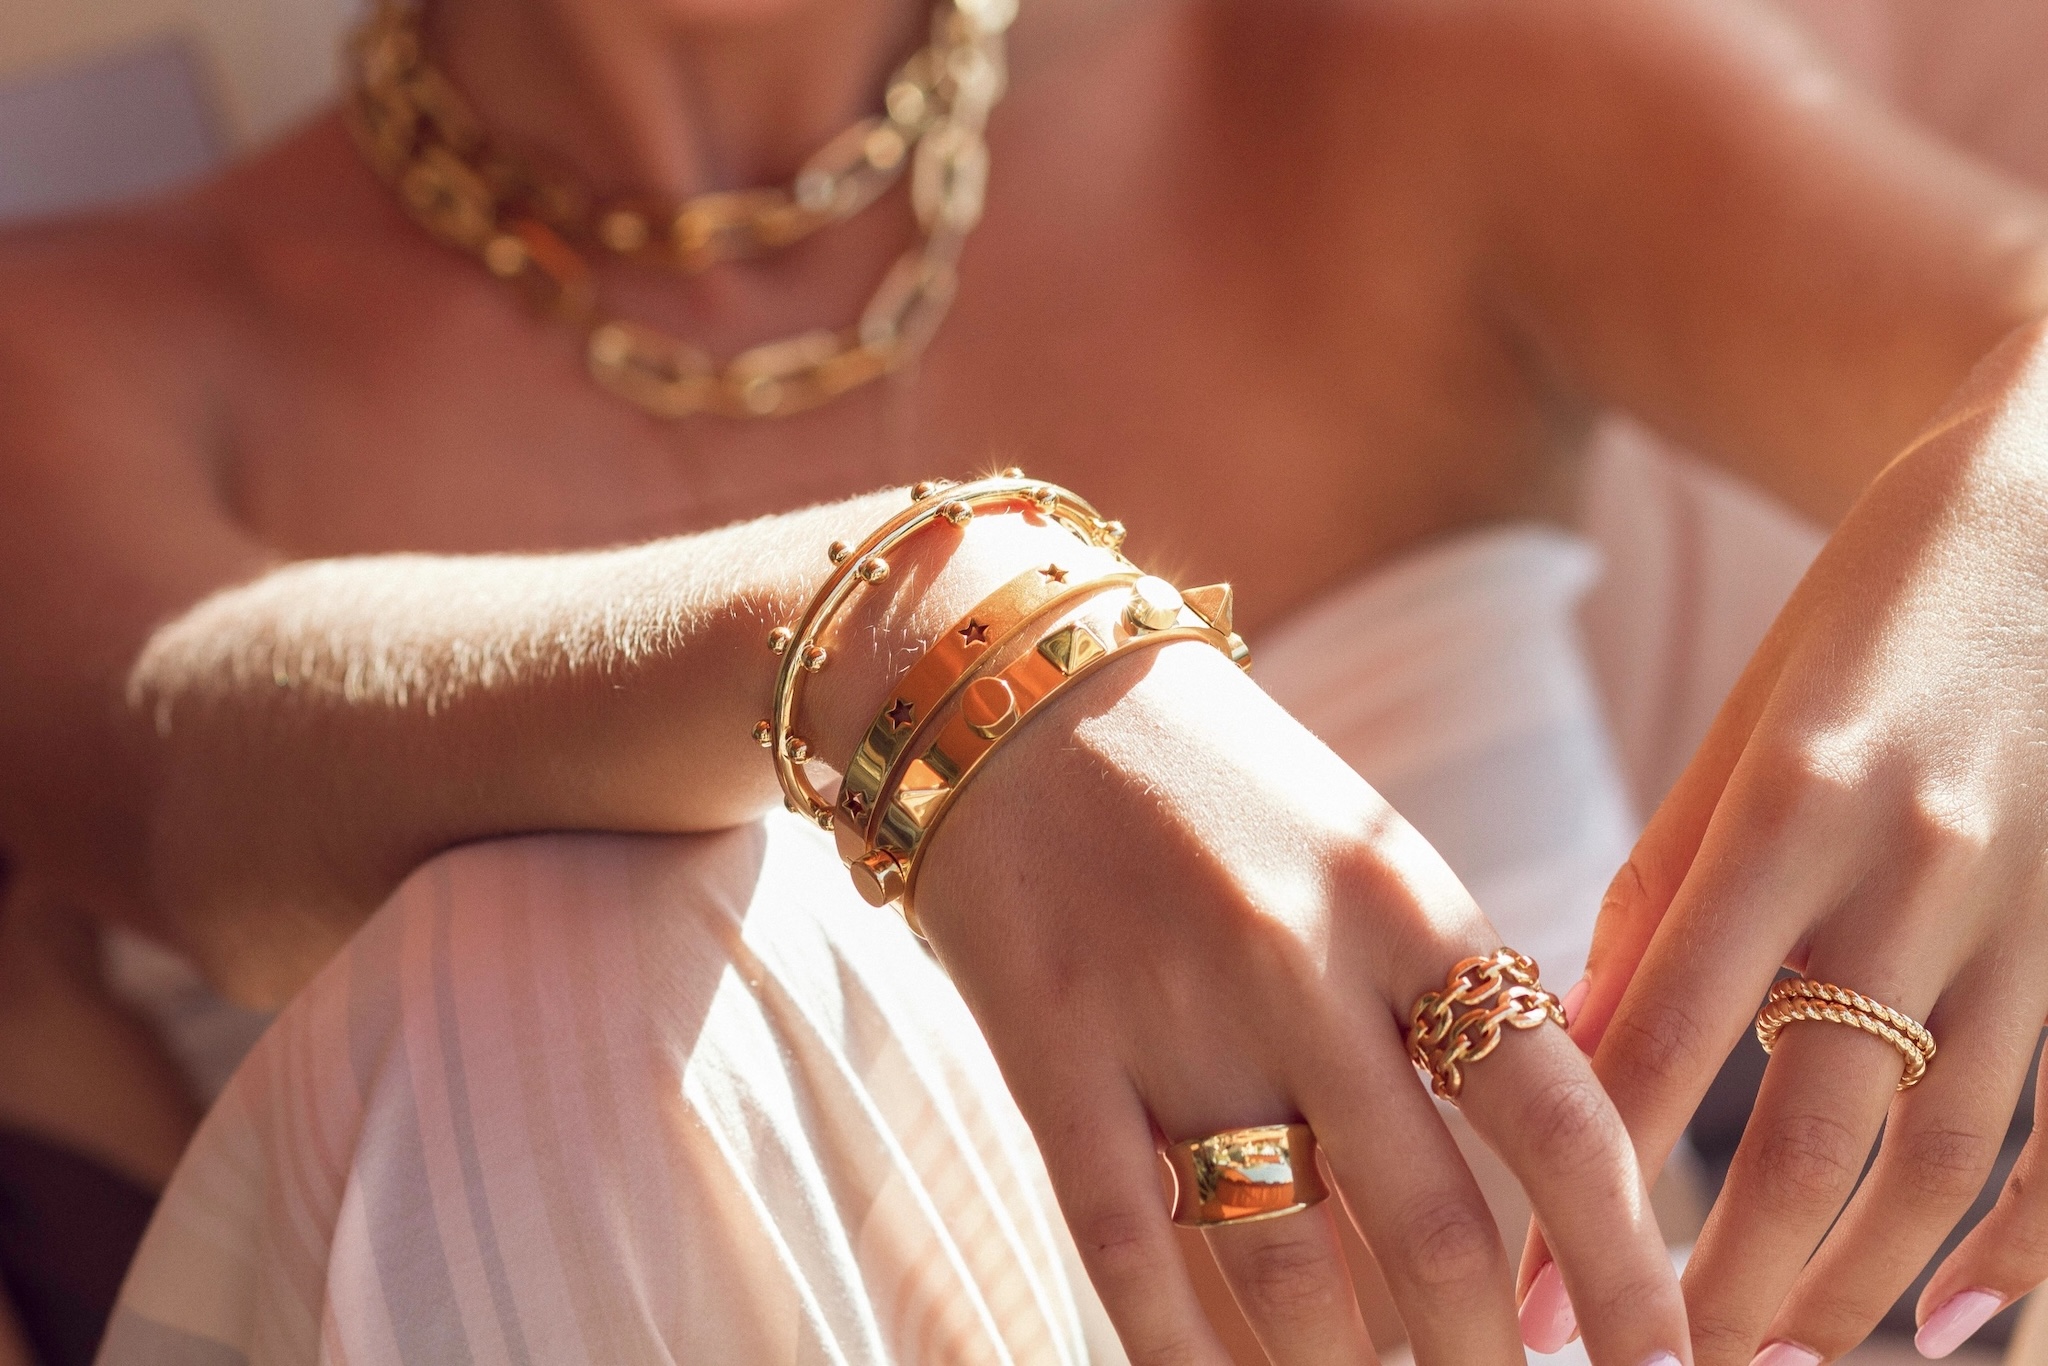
<box><xmin>757</xmin><ymin>473</ymin><xmax>1124</xmax><ymax>828</ymax></box>
<box><xmin>861</xmin><ymin>573</ymin><xmax>1248</xmax><ymax>932</ymax></box>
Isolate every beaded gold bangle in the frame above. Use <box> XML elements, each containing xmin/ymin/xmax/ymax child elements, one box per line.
<box><xmin>853</xmin><ymin>573</ymin><xmax>1249</xmax><ymax>929</ymax></box>
<box><xmin>832</xmin><ymin>559</ymin><xmax>1140</xmax><ymax>866</ymax></box>
<box><xmin>756</xmin><ymin>472</ymin><xmax>1125</xmax><ymax>828</ymax></box>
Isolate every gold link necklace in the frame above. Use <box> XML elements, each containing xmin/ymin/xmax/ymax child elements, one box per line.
<box><xmin>344</xmin><ymin>0</ymin><xmax>1013</xmax><ymax>419</ymax></box>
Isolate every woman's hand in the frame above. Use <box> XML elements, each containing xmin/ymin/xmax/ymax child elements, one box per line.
<box><xmin>1542</xmin><ymin>321</ymin><xmax>2048</xmax><ymax>1366</ymax></box>
<box><xmin>910</xmin><ymin>633</ymin><xmax>1690</xmax><ymax>1366</ymax></box>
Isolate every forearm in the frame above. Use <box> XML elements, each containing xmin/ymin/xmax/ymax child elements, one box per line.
<box><xmin>112</xmin><ymin>488</ymin><xmax>1077</xmax><ymax>1002</ymax></box>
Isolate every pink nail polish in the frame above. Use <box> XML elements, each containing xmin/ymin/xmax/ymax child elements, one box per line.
<box><xmin>1640</xmin><ymin>1353</ymin><xmax>1683</xmax><ymax>1366</ymax></box>
<box><xmin>1917</xmin><ymin>1289</ymin><xmax>2005</xmax><ymax>1359</ymax></box>
<box><xmin>1520</xmin><ymin>1261</ymin><xmax>1578</xmax><ymax>1354</ymax></box>
<box><xmin>1750</xmin><ymin>1342</ymin><xmax>1821</xmax><ymax>1366</ymax></box>
<box><xmin>1561</xmin><ymin>977</ymin><xmax>1591</xmax><ymax>1029</ymax></box>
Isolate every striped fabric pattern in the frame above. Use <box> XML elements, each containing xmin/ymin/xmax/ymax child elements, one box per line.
<box><xmin>100</xmin><ymin>821</ymin><xmax>1119</xmax><ymax>1365</ymax></box>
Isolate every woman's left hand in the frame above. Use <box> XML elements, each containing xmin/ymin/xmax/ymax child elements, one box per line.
<box><xmin>1522</xmin><ymin>320</ymin><xmax>2048</xmax><ymax>1366</ymax></box>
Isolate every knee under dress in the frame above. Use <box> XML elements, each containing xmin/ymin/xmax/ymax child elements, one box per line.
<box><xmin>98</xmin><ymin>525</ymin><xmax>1635</xmax><ymax>1366</ymax></box>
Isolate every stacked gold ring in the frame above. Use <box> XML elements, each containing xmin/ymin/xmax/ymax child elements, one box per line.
<box><xmin>1165</xmin><ymin>1123</ymin><xmax>1328</xmax><ymax>1227</ymax></box>
<box><xmin>1754</xmin><ymin>977</ymin><xmax>1935</xmax><ymax>1089</ymax></box>
<box><xmin>1405</xmin><ymin>949</ymin><xmax>1566</xmax><ymax>1101</ymax></box>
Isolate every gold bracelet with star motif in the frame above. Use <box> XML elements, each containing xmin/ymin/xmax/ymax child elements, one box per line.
<box><xmin>756</xmin><ymin>472</ymin><xmax>1126</xmax><ymax>829</ymax></box>
<box><xmin>847</xmin><ymin>573</ymin><xmax>1249</xmax><ymax>931</ymax></box>
<box><xmin>832</xmin><ymin>558</ymin><xmax>1140</xmax><ymax>867</ymax></box>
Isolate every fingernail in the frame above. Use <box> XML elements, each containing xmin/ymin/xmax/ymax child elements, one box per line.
<box><xmin>1917</xmin><ymin>1289</ymin><xmax>2005</xmax><ymax>1359</ymax></box>
<box><xmin>1561</xmin><ymin>976</ymin><xmax>1591</xmax><ymax>1029</ymax></box>
<box><xmin>1750</xmin><ymin>1342</ymin><xmax>1822</xmax><ymax>1366</ymax></box>
<box><xmin>1519</xmin><ymin>1261</ymin><xmax>1578</xmax><ymax>1354</ymax></box>
<box><xmin>1640</xmin><ymin>1353</ymin><xmax>1683</xmax><ymax>1366</ymax></box>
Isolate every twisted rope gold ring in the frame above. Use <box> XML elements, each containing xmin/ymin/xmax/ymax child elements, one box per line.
<box><xmin>1754</xmin><ymin>977</ymin><xmax>1935</xmax><ymax>1089</ymax></box>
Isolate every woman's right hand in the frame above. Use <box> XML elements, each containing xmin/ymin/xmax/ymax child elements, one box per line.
<box><xmin>910</xmin><ymin>635</ymin><xmax>1690</xmax><ymax>1366</ymax></box>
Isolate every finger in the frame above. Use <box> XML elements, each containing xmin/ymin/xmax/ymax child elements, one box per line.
<box><xmin>1918</xmin><ymin>1027</ymin><xmax>2048</xmax><ymax>1359</ymax></box>
<box><xmin>1456</xmin><ymin>1017</ymin><xmax>1691</xmax><ymax>1366</ymax></box>
<box><xmin>1038</xmin><ymin>1075</ymin><xmax>1233</xmax><ymax>1366</ymax></box>
<box><xmin>1203</xmin><ymin>1202</ymin><xmax>1376</xmax><ymax>1366</ymax></box>
<box><xmin>1294</xmin><ymin>1025</ymin><xmax>1527</xmax><ymax>1366</ymax></box>
<box><xmin>1540</xmin><ymin>749</ymin><xmax>1862</xmax><ymax>1297</ymax></box>
<box><xmin>1678</xmin><ymin>942</ymin><xmax>1938</xmax><ymax>1366</ymax></box>
<box><xmin>1762</xmin><ymin>975</ymin><xmax>2038</xmax><ymax>1363</ymax></box>
<box><xmin>1568</xmin><ymin>626</ymin><xmax>1790</xmax><ymax>1057</ymax></box>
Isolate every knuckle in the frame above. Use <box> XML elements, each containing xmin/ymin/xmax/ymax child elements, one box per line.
<box><xmin>1518</xmin><ymin>1072</ymin><xmax>1624</xmax><ymax>1168</ymax></box>
<box><xmin>1900</xmin><ymin>785</ymin><xmax>1994</xmax><ymax>867</ymax></box>
<box><xmin>1602</xmin><ymin>855</ymin><xmax>1664</xmax><ymax>922</ymax></box>
<box><xmin>1687</xmin><ymin>1307</ymin><xmax>1765</xmax><ymax>1364</ymax></box>
<box><xmin>1745</xmin><ymin>737</ymin><xmax>1864</xmax><ymax>839</ymax></box>
<box><xmin>1230</xmin><ymin>1234</ymin><xmax>1344</xmax><ymax>1322</ymax></box>
<box><xmin>1744</xmin><ymin>1109</ymin><xmax>1869</xmax><ymax>1215</ymax></box>
<box><xmin>1391</xmin><ymin>1192</ymin><xmax>1505</xmax><ymax>1290</ymax></box>
<box><xmin>1579</xmin><ymin>1268</ymin><xmax>1676</xmax><ymax>1340</ymax></box>
<box><xmin>1072</xmin><ymin>1203</ymin><xmax>1172</xmax><ymax>1290</ymax></box>
<box><xmin>1603</xmin><ymin>995</ymin><xmax>1717</xmax><ymax>1094</ymax></box>
<box><xmin>1895</xmin><ymin>1126</ymin><xmax>1998</xmax><ymax>1208</ymax></box>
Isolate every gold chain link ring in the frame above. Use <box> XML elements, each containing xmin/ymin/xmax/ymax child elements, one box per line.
<box><xmin>1754</xmin><ymin>976</ymin><xmax>1935</xmax><ymax>1089</ymax></box>
<box><xmin>1405</xmin><ymin>949</ymin><xmax>1567</xmax><ymax>1101</ymax></box>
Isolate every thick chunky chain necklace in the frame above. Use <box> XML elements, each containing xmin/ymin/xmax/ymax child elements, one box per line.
<box><xmin>345</xmin><ymin>0</ymin><xmax>1012</xmax><ymax>419</ymax></box>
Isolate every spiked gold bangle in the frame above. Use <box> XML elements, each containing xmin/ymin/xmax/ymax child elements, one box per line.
<box><xmin>757</xmin><ymin>472</ymin><xmax>1125</xmax><ymax>829</ymax></box>
<box><xmin>854</xmin><ymin>573</ymin><xmax>1248</xmax><ymax>932</ymax></box>
<box><xmin>832</xmin><ymin>560</ymin><xmax>1140</xmax><ymax>865</ymax></box>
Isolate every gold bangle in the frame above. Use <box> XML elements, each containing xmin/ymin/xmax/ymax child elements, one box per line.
<box><xmin>1754</xmin><ymin>977</ymin><xmax>1934</xmax><ymax>1089</ymax></box>
<box><xmin>758</xmin><ymin>472</ymin><xmax>1124</xmax><ymax>827</ymax></box>
<box><xmin>868</xmin><ymin>575</ymin><xmax>1246</xmax><ymax>931</ymax></box>
<box><xmin>832</xmin><ymin>560</ymin><xmax>1140</xmax><ymax>866</ymax></box>
<box><xmin>1405</xmin><ymin>949</ymin><xmax>1566</xmax><ymax>1101</ymax></box>
<box><xmin>1165</xmin><ymin>1123</ymin><xmax>1328</xmax><ymax>1227</ymax></box>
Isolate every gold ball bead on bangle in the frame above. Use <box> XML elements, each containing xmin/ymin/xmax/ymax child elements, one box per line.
<box><xmin>1126</xmin><ymin>575</ymin><xmax>1185</xmax><ymax>631</ymax></box>
<box><xmin>1027</xmin><ymin>484</ymin><xmax>1057</xmax><ymax>511</ymax></box>
<box><xmin>999</xmin><ymin>465</ymin><xmax>1024</xmax><ymax>478</ymax></box>
<box><xmin>938</xmin><ymin>500</ymin><xmax>973</xmax><ymax>527</ymax></box>
<box><xmin>909</xmin><ymin>480</ymin><xmax>938</xmax><ymax>500</ymax></box>
<box><xmin>767</xmin><ymin>626</ymin><xmax>794</xmax><ymax>654</ymax></box>
<box><xmin>855</xmin><ymin>556</ymin><xmax>890</xmax><ymax>584</ymax></box>
<box><xmin>752</xmin><ymin>719</ymin><xmax>774</xmax><ymax>748</ymax></box>
<box><xmin>799</xmin><ymin>642</ymin><xmax>828</xmax><ymax>672</ymax></box>
<box><xmin>848</xmin><ymin>849</ymin><xmax>906</xmax><ymax>907</ymax></box>
<box><xmin>828</xmin><ymin>540</ymin><xmax>852</xmax><ymax>565</ymax></box>
<box><xmin>1099</xmin><ymin>519</ymin><xmax>1127</xmax><ymax>549</ymax></box>
<box><xmin>783</xmin><ymin>735</ymin><xmax>810</xmax><ymax>763</ymax></box>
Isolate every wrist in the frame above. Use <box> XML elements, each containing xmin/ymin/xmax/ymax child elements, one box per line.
<box><xmin>799</xmin><ymin>500</ymin><xmax>1098</xmax><ymax>773</ymax></box>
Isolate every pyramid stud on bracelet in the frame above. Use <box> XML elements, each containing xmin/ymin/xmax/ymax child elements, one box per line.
<box><xmin>1181</xmin><ymin>583</ymin><xmax>1234</xmax><ymax>634</ymax></box>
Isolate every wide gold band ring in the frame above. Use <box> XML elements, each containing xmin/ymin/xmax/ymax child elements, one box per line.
<box><xmin>1405</xmin><ymin>948</ymin><xmax>1566</xmax><ymax>1101</ymax></box>
<box><xmin>1165</xmin><ymin>1123</ymin><xmax>1328</xmax><ymax>1227</ymax></box>
<box><xmin>1754</xmin><ymin>977</ymin><xmax>1935</xmax><ymax>1089</ymax></box>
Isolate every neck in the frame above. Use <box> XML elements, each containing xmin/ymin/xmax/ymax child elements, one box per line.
<box><xmin>426</xmin><ymin>0</ymin><xmax>930</xmax><ymax>198</ymax></box>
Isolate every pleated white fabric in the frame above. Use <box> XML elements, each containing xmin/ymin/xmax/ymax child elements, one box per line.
<box><xmin>100</xmin><ymin>523</ymin><xmax>1633</xmax><ymax>1366</ymax></box>
<box><xmin>99</xmin><ymin>821</ymin><xmax>1121</xmax><ymax>1365</ymax></box>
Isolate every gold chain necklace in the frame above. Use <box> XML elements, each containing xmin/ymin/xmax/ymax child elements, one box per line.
<box><xmin>345</xmin><ymin>0</ymin><xmax>1013</xmax><ymax>419</ymax></box>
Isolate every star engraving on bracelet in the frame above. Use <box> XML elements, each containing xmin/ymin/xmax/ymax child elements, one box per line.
<box><xmin>887</xmin><ymin>698</ymin><xmax>916</xmax><ymax>729</ymax></box>
<box><xmin>1039</xmin><ymin>563</ymin><xmax>1068</xmax><ymax>583</ymax></box>
<box><xmin>842</xmin><ymin>790</ymin><xmax>867</xmax><ymax>821</ymax></box>
<box><xmin>959</xmin><ymin>619</ymin><xmax>990</xmax><ymax>646</ymax></box>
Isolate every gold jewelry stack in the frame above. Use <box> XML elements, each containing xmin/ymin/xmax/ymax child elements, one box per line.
<box><xmin>1754</xmin><ymin>976</ymin><xmax>1936</xmax><ymax>1089</ymax></box>
<box><xmin>1406</xmin><ymin>949</ymin><xmax>1568</xmax><ymax>1101</ymax></box>
<box><xmin>756</xmin><ymin>472</ymin><xmax>1249</xmax><ymax>936</ymax></box>
<box><xmin>344</xmin><ymin>0</ymin><xmax>1013</xmax><ymax>419</ymax></box>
